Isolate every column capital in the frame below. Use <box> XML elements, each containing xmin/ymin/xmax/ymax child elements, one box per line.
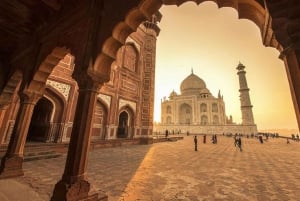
<box><xmin>19</xmin><ymin>90</ymin><xmax>43</xmax><ymax>105</ymax></box>
<box><xmin>279</xmin><ymin>45</ymin><xmax>294</xmax><ymax>60</ymax></box>
<box><xmin>0</xmin><ymin>102</ymin><xmax>10</xmax><ymax>110</ymax></box>
<box><xmin>74</xmin><ymin>73</ymin><xmax>107</xmax><ymax>93</ymax></box>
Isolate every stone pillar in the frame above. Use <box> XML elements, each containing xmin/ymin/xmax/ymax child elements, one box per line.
<box><xmin>266</xmin><ymin>0</ymin><xmax>300</xmax><ymax>131</ymax></box>
<box><xmin>0</xmin><ymin>91</ymin><xmax>41</xmax><ymax>178</ymax></box>
<box><xmin>51</xmin><ymin>77</ymin><xmax>107</xmax><ymax>201</ymax></box>
<box><xmin>139</xmin><ymin>19</ymin><xmax>160</xmax><ymax>141</ymax></box>
<box><xmin>0</xmin><ymin>104</ymin><xmax>9</xmax><ymax>144</ymax></box>
<box><xmin>280</xmin><ymin>47</ymin><xmax>300</xmax><ymax>131</ymax></box>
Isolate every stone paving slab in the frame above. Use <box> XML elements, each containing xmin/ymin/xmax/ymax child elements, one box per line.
<box><xmin>0</xmin><ymin>179</ymin><xmax>44</xmax><ymax>201</ymax></box>
<box><xmin>2</xmin><ymin>135</ymin><xmax>300</xmax><ymax>201</ymax></box>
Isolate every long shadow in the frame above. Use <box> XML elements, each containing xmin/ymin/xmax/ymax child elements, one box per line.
<box><xmin>18</xmin><ymin>143</ymin><xmax>153</xmax><ymax>201</ymax></box>
<box><xmin>87</xmin><ymin>144</ymin><xmax>153</xmax><ymax>200</ymax></box>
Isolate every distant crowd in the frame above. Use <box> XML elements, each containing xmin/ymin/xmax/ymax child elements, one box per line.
<box><xmin>154</xmin><ymin>129</ymin><xmax>300</xmax><ymax>145</ymax></box>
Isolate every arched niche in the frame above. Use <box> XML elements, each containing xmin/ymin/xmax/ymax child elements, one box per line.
<box><xmin>117</xmin><ymin>106</ymin><xmax>135</xmax><ymax>138</ymax></box>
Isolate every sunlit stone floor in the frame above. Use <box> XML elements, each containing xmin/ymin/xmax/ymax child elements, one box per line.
<box><xmin>7</xmin><ymin>135</ymin><xmax>300</xmax><ymax>200</ymax></box>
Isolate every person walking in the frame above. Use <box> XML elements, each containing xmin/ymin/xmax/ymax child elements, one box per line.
<box><xmin>237</xmin><ymin>137</ymin><xmax>242</xmax><ymax>152</ymax></box>
<box><xmin>194</xmin><ymin>136</ymin><xmax>198</xmax><ymax>151</ymax></box>
<box><xmin>234</xmin><ymin>136</ymin><xmax>238</xmax><ymax>147</ymax></box>
<box><xmin>203</xmin><ymin>134</ymin><xmax>206</xmax><ymax>144</ymax></box>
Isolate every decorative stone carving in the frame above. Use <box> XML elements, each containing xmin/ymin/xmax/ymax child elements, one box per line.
<box><xmin>121</xmin><ymin>79</ymin><xmax>137</xmax><ymax>94</ymax></box>
<box><xmin>126</xmin><ymin>36</ymin><xmax>140</xmax><ymax>52</ymax></box>
<box><xmin>124</xmin><ymin>45</ymin><xmax>137</xmax><ymax>72</ymax></box>
<box><xmin>46</xmin><ymin>80</ymin><xmax>71</xmax><ymax>100</ymax></box>
<box><xmin>98</xmin><ymin>94</ymin><xmax>111</xmax><ymax>108</ymax></box>
<box><xmin>119</xmin><ymin>99</ymin><xmax>136</xmax><ymax>113</ymax></box>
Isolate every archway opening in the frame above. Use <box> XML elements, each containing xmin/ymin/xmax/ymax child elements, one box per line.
<box><xmin>117</xmin><ymin>111</ymin><xmax>129</xmax><ymax>138</ymax></box>
<box><xmin>179</xmin><ymin>103</ymin><xmax>192</xmax><ymax>125</ymax></box>
<box><xmin>154</xmin><ymin>2</ymin><xmax>298</xmax><ymax>134</ymax></box>
<box><xmin>27</xmin><ymin>97</ymin><xmax>53</xmax><ymax>142</ymax></box>
<box><xmin>92</xmin><ymin>100</ymin><xmax>108</xmax><ymax>140</ymax></box>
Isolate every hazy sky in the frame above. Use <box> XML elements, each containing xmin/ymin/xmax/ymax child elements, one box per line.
<box><xmin>153</xmin><ymin>2</ymin><xmax>298</xmax><ymax>131</ymax></box>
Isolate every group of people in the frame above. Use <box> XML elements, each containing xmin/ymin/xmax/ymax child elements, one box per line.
<box><xmin>291</xmin><ymin>134</ymin><xmax>300</xmax><ymax>142</ymax></box>
<box><xmin>193</xmin><ymin>134</ymin><xmax>243</xmax><ymax>152</ymax></box>
<box><xmin>193</xmin><ymin>134</ymin><xmax>218</xmax><ymax>151</ymax></box>
<box><xmin>192</xmin><ymin>131</ymin><xmax>300</xmax><ymax>153</ymax></box>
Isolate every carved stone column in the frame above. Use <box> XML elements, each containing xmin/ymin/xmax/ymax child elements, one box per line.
<box><xmin>280</xmin><ymin>47</ymin><xmax>300</xmax><ymax>131</ymax></box>
<box><xmin>0</xmin><ymin>104</ymin><xmax>9</xmax><ymax>144</ymax></box>
<box><xmin>51</xmin><ymin>76</ymin><xmax>107</xmax><ymax>201</ymax></box>
<box><xmin>266</xmin><ymin>1</ymin><xmax>300</xmax><ymax>130</ymax></box>
<box><xmin>0</xmin><ymin>91</ymin><xmax>41</xmax><ymax>178</ymax></box>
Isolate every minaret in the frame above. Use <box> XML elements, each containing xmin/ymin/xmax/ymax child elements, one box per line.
<box><xmin>237</xmin><ymin>62</ymin><xmax>255</xmax><ymax>125</ymax></box>
<box><xmin>139</xmin><ymin>12</ymin><xmax>161</xmax><ymax>137</ymax></box>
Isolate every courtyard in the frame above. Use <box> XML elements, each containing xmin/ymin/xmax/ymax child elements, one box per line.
<box><xmin>1</xmin><ymin>135</ymin><xmax>300</xmax><ymax>201</ymax></box>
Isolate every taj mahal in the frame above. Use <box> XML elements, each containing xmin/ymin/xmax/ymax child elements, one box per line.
<box><xmin>155</xmin><ymin>63</ymin><xmax>258</xmax><ymax>135</ymax></box>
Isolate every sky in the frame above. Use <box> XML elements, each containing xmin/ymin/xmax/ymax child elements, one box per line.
<box><xmin>153</xmin><ymin>2</ymin><xmax>298</xmax><ymax>131</ymax></box>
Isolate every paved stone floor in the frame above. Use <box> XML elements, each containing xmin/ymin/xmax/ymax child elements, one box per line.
<box><xmin>2</xmin><ymin>135</ymin><xmax>300</xmax><ymax>201</ymax></box>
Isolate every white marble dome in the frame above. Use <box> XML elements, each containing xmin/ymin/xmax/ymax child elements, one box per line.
<box><xmin>180</xmin><ymin>72</ymin><xmax>206</xmax><ymax>95</ymax></box>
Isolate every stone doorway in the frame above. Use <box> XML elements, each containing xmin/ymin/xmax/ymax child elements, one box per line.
<box><xmin>117</xmin><ymin>111</ymin><xmax>129</xmax><ymax>138</ymax></box>
<box><xmin>117</xmin><ymin>107</ymin><xmax>135</xmax><ymax>139</ymax></box>
<box><xmin>27</xmin><ymin>97</ymin><xmax>53</xmax><ymax>142</ymax></box>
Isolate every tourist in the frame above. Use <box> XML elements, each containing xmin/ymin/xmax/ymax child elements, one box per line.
<box><xmin>237</xmin><ymin>137</ymin><xmax>242</xmax><ymax>152</ymax></box>
<box><xmin>165</xmin><ymin>129</ymin><xmax>169</xmax><ymax>138</ymax></box>
<box><xmin>211</xmin><ymin>135</ymin><xmax>215</xmax><ymax>144</ymax></box>
<box><xmin>259</xmin><ymin>135</ymin><xmax>263</xmax><ymax>144</ymax></box>
<box><xmin>194</xmin><ymin>136</ymin><xmax>198</xmax><ymax>151</ymax></box>
<box><xmin>234</xmin><ymin>136</ymin><xmax>238</xmax><ymax>147</ymax></box>
<box><xmin>203</xmin><ymin>134</ymin><xmax>206</xmax><ymax>144</ymax></box>
<box><xmin>292</xmin><ymin>134</ymin><xmax>295</xmax><ymax>141</ymax></box>
<box><xmin>211</xmin><ymin>134</ymin><xmax>217</xmax><ymax>144</ymax></box>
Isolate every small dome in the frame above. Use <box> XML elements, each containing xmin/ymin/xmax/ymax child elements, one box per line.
<box><xmin>200</xmin><ymin>88</ymin><xmax>211</xmax><ymax>94</ymax></box>
<box><xmin>169</xmin><ymin>90</ymin><xmax>177</xmax><ymax>98</ymax></box>
<box><xmin>180</xmin><ymin>72</ymin><xmax>206</xmax><ymax>95</ymax></box>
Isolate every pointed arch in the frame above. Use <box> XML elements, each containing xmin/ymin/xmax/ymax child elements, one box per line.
<box><xmin>121</xmin><ymin>43</ymin><xmax>140</xmax><ymax>73</ymax></box>
<box><xmin>94</xmin><ymin>0</ymin><xmax>270</xmax><ymax>73</ymax></box>
<box><xmin>25</xmin><ymin>47</ymin><xmax>70</xmax><ymax>94</ymax></box>
<box><xmin>27</xmin><ymin>85</ymin><xmax>66</xmax><ymax>142</ymax></box>
<box><xmin>117</xmin><ymin>105</ymin><xmax>135</xmax><ymax>138</ymax></box>
<box><xmin>0</xmin><ymin>70</ymin><xmax>22</xmax><ymax>107</ymax></box>
<box><xmin>92</xmin><ymin>98</ymin><xmax>109</xmax><ymax>140</ymax></box>
<box><xmin>179</xmin><ymin>103</ymin><xmax>192</xmax><ymax>124</ymax></box>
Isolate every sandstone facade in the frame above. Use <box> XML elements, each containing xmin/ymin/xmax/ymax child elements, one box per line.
<box><xmin>0</xmin><ymin>1</ymin><xmax>299</xmax><ymax>200</ymax></box>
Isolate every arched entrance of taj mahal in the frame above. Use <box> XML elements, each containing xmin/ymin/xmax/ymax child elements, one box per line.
<box><xmin>0</xmin><ymin>1</ymin><xmax>299</xmax><ymax>200</ymax></box>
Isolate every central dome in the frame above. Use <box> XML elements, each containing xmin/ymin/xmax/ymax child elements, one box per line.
<box><xmin>180</xmin><ymin>72</ymin><xmax>206</xmax><ymax>95</ymax></box>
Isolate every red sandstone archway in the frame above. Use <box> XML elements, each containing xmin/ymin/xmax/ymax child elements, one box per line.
<box><xmin>117</xmin><ymin>106</ymin><xmax>135</xmax><ymax>139</ymax></box>
<box><xmin>27</xmin><ymin>86</ymin><xmax>66</xmax><ymax>143</ymax></box>
<box><xmin>27</xmin><ymin>97</ymin><xmax>54</xmax><ymax>142</ymax></box>
<box><xmin>92</xmin><ymin>99</ymin><xmax>108</xmax><ymax>140</ymax></box>
<box><xmin>95</xmin><ymin>0</ymin><xmax>270</xmax><ymax>72</ymax></box>
<box><xmin>0</xmin><ymin>70</ymin><xmax>22</xmax><ymax>144</ymax></box>
<box><xmin>1</xmin><ymin>2</ymin><xmax>299</xmax><ymax>201</ymax></box>
<box><xmin>91</xmin><ymin>0</ymin><xmax>300</xmax><ymax>131</ymax></box>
